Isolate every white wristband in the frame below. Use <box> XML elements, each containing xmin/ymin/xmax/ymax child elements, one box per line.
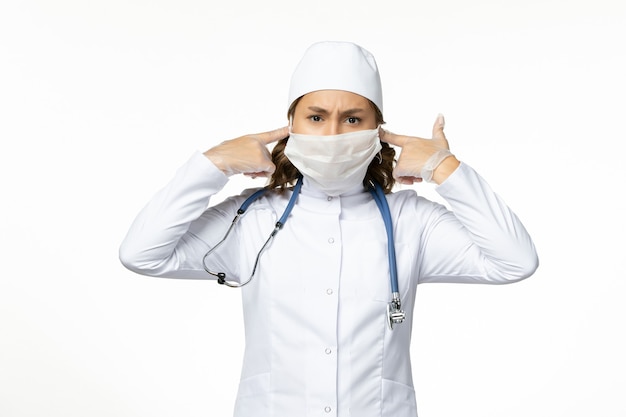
<box><xmin>420</xmin><ymin>149</ymin><xmax>453</xmax><ymax>183</ymax></box>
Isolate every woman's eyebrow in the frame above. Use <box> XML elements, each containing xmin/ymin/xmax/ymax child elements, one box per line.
<box><xmin>307</xmin><ymin>106</ymin><xmax>330</xmax><ymax>114</ymax></box>
<box><xmin>340</xmin><ymin>108</ymin><xmax>365</xmax><ymax>116</ymax></box>
<box><xmin>307</xmin><ymin>106</ymin><xmax>365</xmax><ymax>115</ymax></box>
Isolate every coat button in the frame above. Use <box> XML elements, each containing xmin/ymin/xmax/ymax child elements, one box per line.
<box><xmin>325</xmin><ymin>348</ymin><xmax>332</xmax><ymax>354</ymax></box>
<box><xmin>326</xmin><ymin>288</ymin><xmax>333</xmax><ymax>295</ymax></box>
<box><xmin>328</xmin><ymin>237</ymin><xmax>335</xmax><ymax>244</ymax></box>
<box><xmin>324</xmin><ymin>406</ymin><xmax>332</xmax><ymax>413</ymax></box>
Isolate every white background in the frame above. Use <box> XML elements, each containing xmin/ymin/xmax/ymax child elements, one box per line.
<box><xmin>1</xmin><ymin>0</ymin><xmax>625</xmax><ymax>416</ymax></box>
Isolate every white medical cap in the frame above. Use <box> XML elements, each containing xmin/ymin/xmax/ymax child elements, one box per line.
<box><xmin>288</xmin><ymin>41</ymin><xmax>383</xmax><ymax>113</ymax></box>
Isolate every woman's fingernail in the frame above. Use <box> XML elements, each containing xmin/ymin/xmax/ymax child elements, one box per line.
<box><xmin>437</xmin><ymin>113</ymin><xmax>445</xmax><ymax>128</ymax></box>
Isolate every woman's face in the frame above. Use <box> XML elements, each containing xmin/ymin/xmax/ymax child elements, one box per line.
<box><xmin>291</xmin><ymin>90</ymin><xmax>378</xmax><ymax>135</ymax></box>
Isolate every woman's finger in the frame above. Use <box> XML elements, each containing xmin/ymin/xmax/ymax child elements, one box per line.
<box><xmin>431</xmin><ymin>113</ymin><xmax>447</xmax><ymax>142</ymax></box>
<box><xmin>256</xmin><ymin>126</ymin><xmax>290</xmax><ymax>144</ymax></box>
<box><xmin>379</xmin><ymin>128</ymin><xmax>411</xmax><ymax>147</ymax></box>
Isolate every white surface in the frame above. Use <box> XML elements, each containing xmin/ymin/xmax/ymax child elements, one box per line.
<box><xmin>1</xmin><ymin>1</ymin><xmax>624</xmax><ymax>416</ymax></box>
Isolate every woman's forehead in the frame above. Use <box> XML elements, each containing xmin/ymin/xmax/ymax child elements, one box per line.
<box><xmin>297</xmin><ymin>90</ymin><xmax>372</xmax><ymax>110</ymax></box>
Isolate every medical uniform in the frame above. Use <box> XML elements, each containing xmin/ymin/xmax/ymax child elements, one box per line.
<box><xmin>120</xmin><ymin>151</ymin><xmax>538</xmax><ymax>417</ymax></box>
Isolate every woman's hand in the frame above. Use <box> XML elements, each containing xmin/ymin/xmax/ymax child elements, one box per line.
<box><xmin>203</xmin><ymin>127</ymin><xmax>289</xmax><ymax>177</ymax></box>
<box><xmin>380</xmin><ymin>114</ymin><xmax>460</xmax><ymax>185</ymax></box>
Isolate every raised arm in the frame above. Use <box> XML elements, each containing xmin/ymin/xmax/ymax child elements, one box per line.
<box><xmin>119</xmin><ymin>127</ymin><xmax>288</xmax><ymax>279</ymax></box>
<box><xmin>383</xmin><ymin>115</ymin><xmax>538</xmax><ymax>284</ymax></box>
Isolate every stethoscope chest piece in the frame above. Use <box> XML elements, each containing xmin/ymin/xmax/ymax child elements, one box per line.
<box><xmin>387</xmin><ymin>293</ymin><xmax>406</xmax><ymax>330</ymax></box>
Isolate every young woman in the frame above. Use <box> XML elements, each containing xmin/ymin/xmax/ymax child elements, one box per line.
<box><xmin>120</xmin><ymin>41</ymin><xmax>538</xmax><ymax>417</ymax></box>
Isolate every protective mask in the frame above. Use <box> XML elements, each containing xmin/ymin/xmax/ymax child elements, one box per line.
<box><xmin>284</xmin><ymin>128</ymin><xmax>382</xmax><ymax>196</ymax></box>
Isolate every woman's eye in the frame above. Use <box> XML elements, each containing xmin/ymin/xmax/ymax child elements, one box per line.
<box><xmin>309</xmin><ymin>115</ymin><xmax>322</xmax><ymax>122</ymax></box>
<box><xmin>347</xmin><ymin>117</ymin><xmax>360</xmax><ymax>124</ymax></box>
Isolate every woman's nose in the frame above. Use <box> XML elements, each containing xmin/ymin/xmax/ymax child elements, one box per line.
<box><xmin>323</xmin><ymin>121</ymin><xmax>341</xmax><ymax>136</ymax></box>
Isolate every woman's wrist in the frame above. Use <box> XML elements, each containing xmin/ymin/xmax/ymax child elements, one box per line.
<box><xmin>431</xmin><ymin>155</ymin><xmax>460</xmax><ymax>185</ymax></box>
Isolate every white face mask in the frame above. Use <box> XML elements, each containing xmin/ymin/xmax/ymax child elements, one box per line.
<box><xmin>284</xmin><ymin>128</ymin><xmax>382</xmax><ymax>196</ymax></box>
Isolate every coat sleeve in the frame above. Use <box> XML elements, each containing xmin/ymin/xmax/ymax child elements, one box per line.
<box><xmin>416</xmin><ymin>162</ymin><xmax>539</xmax><ymax>284</ymax></box>
<box><xmin>118</xmin><ymin>151</ymin><xmax>239</xmax><ymax>279</ymax></box>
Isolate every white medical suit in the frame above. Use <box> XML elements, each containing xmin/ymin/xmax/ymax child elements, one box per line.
<box><xmin>120</xmin><ymin>151</ymin><xmax>538</xmax><ymax>417</ymax></box>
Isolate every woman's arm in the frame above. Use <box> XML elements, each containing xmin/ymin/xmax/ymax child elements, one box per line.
<box><xmin>417</xmin><ymin>162</ymin><xmax>539</xmax><ymax>284</ymax></box>
<box><xmin>118</xmin><ymin>152</ymin><xmax>232</xmax><ymax>279</ymax></box>
<box><xmin>119</xmin><ymin>127</ymin><xmax>289</xmax><ymax>279</ymax></box>
<box><xmin>382</xmin><ymin>115</ymin><xmax>537</xmax><ymax>284</ymax></box>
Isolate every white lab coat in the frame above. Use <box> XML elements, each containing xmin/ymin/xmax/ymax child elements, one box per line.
<box><xmin>120</xmin><ymin>152</ymin><xmax>538</xmax><ymax>417</ymax></box>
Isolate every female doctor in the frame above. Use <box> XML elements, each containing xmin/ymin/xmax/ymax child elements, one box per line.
<box><xmin>119</xmin><ymin>41</ymin><xmax>538</xmax><ymax>417</ymax></box>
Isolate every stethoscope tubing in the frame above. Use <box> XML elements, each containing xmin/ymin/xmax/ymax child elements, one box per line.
<box><xmin>202</xmin><ymin>177</ymin><xmax>405</xmax><ymax>329</ymax></box>
<box><xmin>368</xmin><ymin>181</ymin><xmax>399</xmax><ymax>294</ymax></box>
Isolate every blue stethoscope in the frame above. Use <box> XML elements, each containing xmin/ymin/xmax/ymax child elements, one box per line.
<box><xmin>202</xmin><ymin>177</ymin><xmax>406</xmax><ymax>330</ymax></box>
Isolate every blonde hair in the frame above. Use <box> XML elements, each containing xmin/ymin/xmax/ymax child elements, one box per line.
<box><xmin>268</xmin><ymin>97</ymin><xmax>396</xmax><ymax>193</ymax></box>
